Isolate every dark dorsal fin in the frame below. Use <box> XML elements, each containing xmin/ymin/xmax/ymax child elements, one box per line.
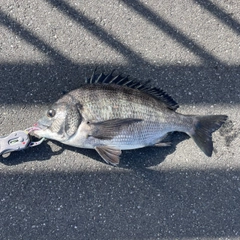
<box><xmin>85</xmin><ymin>70</ymin><xmax>179</xmax><ymax>111</ymax></box>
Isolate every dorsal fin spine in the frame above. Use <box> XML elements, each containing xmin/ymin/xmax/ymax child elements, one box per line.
<box><xmin>114</xmin><ymin>76</ymin><xmax>128</xmax><ymax>85</ymax></box>
<box><xmin>103</xmin><ymin>73</ymin><xmax>112</xmax><ymax>83</ymax></box>
<box><xmin>109</xmin><ymin>75</ymin><xmax>119</xmax><ymax>83</ymax></box>
<box><xmin>86</xmin><ymin>71</ymin><xmax>179</xmax><ymax>111</ymax></box>
<box><xmin>89</xmin><ymin>72</ymin><xmax>94</xmax><ymax>84</ymax></box>
<box><xmin>95</xmin><ymin>73</ymin><xmax>103</xmax><ymax>83</ymax></box>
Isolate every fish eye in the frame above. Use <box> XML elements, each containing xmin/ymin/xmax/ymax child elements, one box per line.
<box><xmin>47</xmin><ymin>109</ymin><xmax>56</xmax><ymax>118</ymax></box>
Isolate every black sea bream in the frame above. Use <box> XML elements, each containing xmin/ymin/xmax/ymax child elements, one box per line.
<box><xmin>34</xmin><ymin>71</ymin><xmax>227</xmax><ymax>165</ymax></box>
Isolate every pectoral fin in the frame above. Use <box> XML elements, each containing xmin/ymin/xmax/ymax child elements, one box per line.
<box><xmin>89</xmin><ymin>118</ymin><xmax>142</xmax><ymax>140</ymax></box>
<box><xmin>95</xmin><ymin>146</ymin><xmax>122</xmax><ymax>165</ymax></box>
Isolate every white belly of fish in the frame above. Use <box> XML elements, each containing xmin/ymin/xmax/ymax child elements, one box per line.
<box><xmin>64</xmin><ymin>121</ymin><xmax>174</xmax><ymax>150</ymax></box>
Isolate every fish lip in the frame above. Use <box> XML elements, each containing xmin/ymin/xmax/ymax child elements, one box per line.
<box><xmin>33</xmin><ymin>122</ymin><xmax>49</xmax><ymax>130</ymax></box>
<box><xmin>30</xmin><ymin>123</ymin><xmax>49</xmax><ymax>138</ymax></box>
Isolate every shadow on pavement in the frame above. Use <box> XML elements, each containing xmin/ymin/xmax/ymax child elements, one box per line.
<box><xmin>0</xmin><ymin>63</ymin><xmax>239</xmax><ymax>105</ymax></box>
<box><xmin>0</xmin><ymin>2</ymin><xmax>239</xmax><ymax>105</ymax></box>
<box><xmin>0</xmin><ymin>0</ymin><xmax>239</xmax><ymax>239</ymax></box>
<box><xmin>0</xmin><ymin>132</ymin><xmax>188</xmax><ymax>168</ymax></box>
<box><xmin>0</xmin><ymin>140</ymin><xmax>64</xmax><ymax>165</ymax></box>
<box><xmin>194</xmin><ymin>0</ymin><xmax>240</xmax><ymax>35</ymax></box>
<box><xmin>0</xmin><ymin>168</ymin><xmax>239</xmax><ymax>239</ymax></box>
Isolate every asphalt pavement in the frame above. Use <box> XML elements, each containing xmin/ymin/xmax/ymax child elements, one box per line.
<box><xmin>0</xmin><ymin>0</ymin><xmax>240</xmax><ymax>239</ymax></box>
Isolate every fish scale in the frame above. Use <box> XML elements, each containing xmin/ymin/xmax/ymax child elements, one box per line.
<box><xmin>34</xmin><ymin>71</ymin><xmax>227</xmax><ymax>165</ymax></box>
<box><xmin>73</xmin><ymin>86</ymin><xmax>166</xmax><ymax>121</ymax></box>
<box><xmin>69</xmin><ymin>86</ymin><xmax>171</xmax><ymax>146</ymax></box>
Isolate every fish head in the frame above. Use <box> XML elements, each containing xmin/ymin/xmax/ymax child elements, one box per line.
<box><xmin>34</xmin><ymin>100</ymin><xmax>82</xmax><ymax>142</ymax></box>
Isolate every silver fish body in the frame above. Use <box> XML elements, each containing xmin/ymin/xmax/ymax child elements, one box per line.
<box><xmin>34</xmin><ymin>72</ymin><xmax>227</xmax><ymax>165</ymax></box>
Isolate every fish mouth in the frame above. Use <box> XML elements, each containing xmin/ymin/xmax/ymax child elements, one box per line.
<box><xmin>33</xmin><ymin>122</ymin><xmax>50</xmax><ymax>130</ymax></box>
<box><xmin>30</xmin><ymin>123</ymin><xmax>48</xmax><ymax>138</ymax></box>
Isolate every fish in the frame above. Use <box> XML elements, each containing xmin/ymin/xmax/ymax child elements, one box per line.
<box><xmin>33</xmin><ymin>71</ymin><xmax>228</xmax><ymax>165</ymax></box>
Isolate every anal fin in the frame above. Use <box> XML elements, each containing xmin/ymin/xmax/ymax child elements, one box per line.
<box><xmin>154</xmin><ymin>142</ymin><xmax>171</xmax><ymax>147</ymax></box>
<box><xmin>95</xmin><ymin>146</ymin><xmax>121</xmax><ymax>166</ymax></box>
<box><xmin>153</xmin><ymin>133</ymin><xmax>172</xmax><ymax>147</ymax></box>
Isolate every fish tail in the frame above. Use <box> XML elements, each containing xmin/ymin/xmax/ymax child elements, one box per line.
<box><xmin>189</xmin><ymin>115</ymin><xmax>227</xmax><ymax>157</ymax></box>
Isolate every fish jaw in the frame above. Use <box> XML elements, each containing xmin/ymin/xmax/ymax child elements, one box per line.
<box><xmin>32</xmin><ymin>120</ymin><xmax>50</xmax><ymax>138</ymax></box>
<box><xmin>33</xmin><ymin>122</ymin><xmax>68</xmax><ymax>142</ymax></box>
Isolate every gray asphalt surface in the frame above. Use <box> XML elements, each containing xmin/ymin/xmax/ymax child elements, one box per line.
<box><xmin>0</xmin><ymin>0</ymin><xmax>240</xmax><ymax>239</ymax></box>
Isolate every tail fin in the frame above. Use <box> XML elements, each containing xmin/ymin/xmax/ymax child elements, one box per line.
<box><xmin>190</xmin><ymin>115</ymin><xmax>228</xmax><ymax>157</ymax></box>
